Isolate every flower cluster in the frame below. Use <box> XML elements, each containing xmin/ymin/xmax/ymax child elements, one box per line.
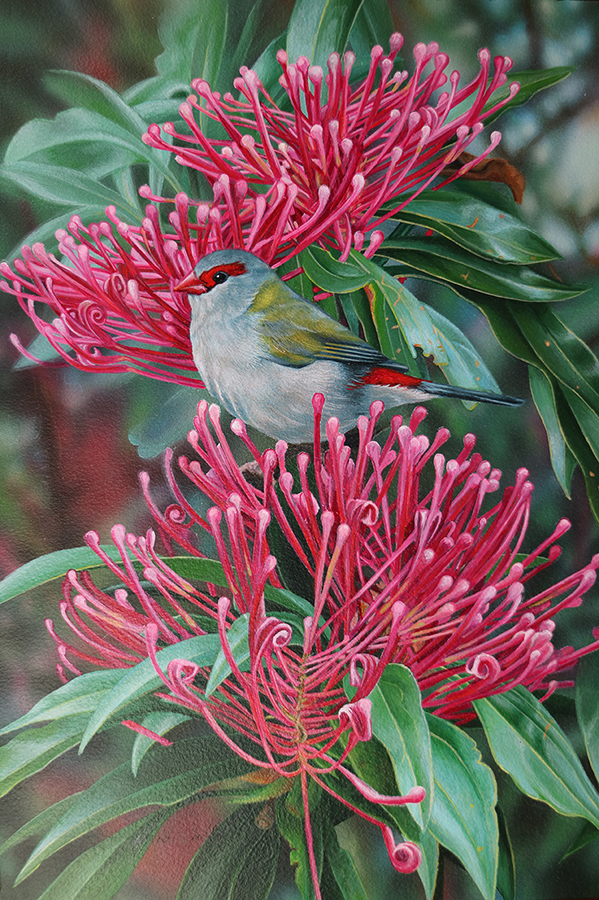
<box><xmin>48</xmin><ymin>399</ymin><xmax>599</xmax><ymax>894</ymax></box>
<box><xmin>0</xmin><ymin>183</ymin><xmax>314</xmax><ymax>385</ymax></box>
<box><xmin>2</xmin><ymin>34</ymin><xmax>518</xmax><ymax>386</ymax></box>
<box><xmin>145</xmin><ymin>37</ymin><xmax>518</xmax><ymax>259</ymax></box>
<box><xmin>142</xmin><ymin>398</ymin><xmax>599</xmax><ymax>723</ymax></box>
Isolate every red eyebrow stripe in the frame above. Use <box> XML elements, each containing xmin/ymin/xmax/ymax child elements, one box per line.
<box><xmin>200</xmin><ymin>262</ymin><xmax>247</xmax><ymax>287</ymax></box>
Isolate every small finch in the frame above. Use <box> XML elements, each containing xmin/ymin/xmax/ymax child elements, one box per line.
<box><xmin>176</xmin><ymin>250</ymin><xmax>523</xmax><ymax>443</ymax></box>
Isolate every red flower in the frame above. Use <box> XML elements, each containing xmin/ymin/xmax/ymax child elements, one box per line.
<box><xmin>47</xmin><ymin>398</ymin><xmax>599</xmax><ymax>895</ymax></box>
<box><xmin>145</xmin><ymin>36</ymin><xmax>519</xmax><ymax>259</ymax></box>
<box><xmin>0</xmin><ymin>180</ymin><xmax>323</xmax><ymax>384</ymax></box>
<box><xmin>144</xmin><ymin>398</ymin><xmax>599</xmax><ymax>723</ymax></box>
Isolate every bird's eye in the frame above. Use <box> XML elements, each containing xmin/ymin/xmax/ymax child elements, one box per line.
<box><xmin>212</xmin><ymin>271</ymin><xmax>229</xmax><ymax>285</ymax></box>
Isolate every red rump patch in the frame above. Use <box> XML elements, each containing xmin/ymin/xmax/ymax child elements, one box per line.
<box><xmin>200</xmin><ymin>262</ymin><xmax>247</xmax><ymax>289</ymax></box>
<box><xmin>357</xmin><ymin>367</ymin><xmax>423</xmax><ymax>388</ymax></box>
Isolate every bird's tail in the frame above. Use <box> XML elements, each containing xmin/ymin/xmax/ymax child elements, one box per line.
<box><xmin>357</xmin><ymin>367</ymin><xmax>524</xmax><ymax>407</ymax></box>
<box><xmin>418</xmin><ymin>379</ymin><xmax>524</xmax><ymax>407</ymax></box>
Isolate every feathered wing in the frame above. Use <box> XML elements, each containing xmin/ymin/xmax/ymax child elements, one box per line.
<box><xmin>250</xmin><ymin>277</ymin><xmax>408</xmax><ymax>371</ymax></box>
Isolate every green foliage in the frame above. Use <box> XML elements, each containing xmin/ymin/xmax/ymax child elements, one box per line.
<box><xmin>368</xmin><ymin>665</ymin><xmax>434</xmax><ymax>831</ymax></box>
<box><xmin>177</xmin><ymin>805</ymin><xmax>280</xmax><ymax>900</ymax></box>
<box><xmin>426</xmin><ymin>715</ymin><xmax>498</xmax><ymax>900</ymax></box>
<box><xmin>2</xmin><ymin>1</ymin><xmax>599</xmax><ymax>898</ymax></box>
<box><xmin>475</xmin><ymin>686</ymin><xmax>599</xmax><ymax>829</ymax></box>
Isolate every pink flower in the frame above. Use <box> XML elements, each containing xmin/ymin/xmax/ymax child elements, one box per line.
<box><xmin>144</xmin><ymin>398</ymin><xmax>599</xmax><ymax>724</ymax></box>
<box><xmin>0</xmin><ymin>175</ymin><xmax>325</xmax><ymax>383</ymax></box>
<box><xmin>48</xmin><ymin>457</ymin><xmax>425</xmax><ymax>898</ymax></box>
<box><xmin>145</xmin><ymin>36</ymin><xmax>519</xmax><ymax>259</ymax></box>
<box><xmin>46</xmin><ymin>398</ymin><xmax>599</xmax><ymax>895</ymax></box>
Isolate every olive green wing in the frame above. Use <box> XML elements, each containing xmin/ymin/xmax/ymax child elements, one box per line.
<box><xmin>250</xmin><ymin>277</ymin><xmax>408</xmax><ymax>371</ymax></box>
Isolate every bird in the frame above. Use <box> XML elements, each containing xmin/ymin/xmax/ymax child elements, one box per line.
<box><xmin>176</xmin><ymin>249</ymin><xmax>523</xmax><ymax>444</ymax></box>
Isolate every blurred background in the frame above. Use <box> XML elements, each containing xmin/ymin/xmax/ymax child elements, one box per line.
<box><xmin>0</xmin><ymin>1</ymin><xmax>598</xmax><ymax>897</ymax></box>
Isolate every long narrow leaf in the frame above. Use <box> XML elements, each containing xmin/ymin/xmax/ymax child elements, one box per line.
<box><xmin>37</xmin><ymin>809</ymin><xmax>171</xmax><ymax>900</ymax></box>
<box><xmin>427</xmin><ymin>715</ymin><xmax>498</xmax><ymax>900</ymax></box>
<box><xmin>368</xmin><ymin>664</ymin><xmax>433</xmax><ymax>831</ymax></box>
<box><xmin>287</xmin><ymin>0</ymin><xmax>365</xmax><ymax>72</ymax></box>
<box><xmin>0</xmin><ymin>715</ymin><xmax>92</xmax><ymax>799</ymax></box>
<box><xmin>387</xmin><ymin>190</ymin><xmax>559</xmax><ymax>264</ymax></box>
<box><xmin>475</xmin><ymin>686</ymin><xmax>599</xmax><ymax>829</ymax></box>
<box><xmin>0</xmin><ymin>545</ymin><xmax>137</xmax><ymax>605</ymax></box>
<box><xmin>79</xmin><ymin>634</ymin><xmax>221</xmax><ymax>750</ymax></box>
<box><xmin>529</xmin><ymin>367</ymin><xmax>576</xmax><ymax>496</ymax></box>
<box><xmin>17</xmin><ymin>736</ymin><xmax>254</xmax><ymax>882</ymax></box>
<box><xmin>0</xmin><ymin>671</ymin><xmax>123</xmax><ymax>735</ymax></box>
<box><xmin>380</xmin><ymin>238</ymin><xmax>585</xmax><ymax>302</ymax></box>
<box><xmin>575</xmin><ymin>651</ymin><xmax>599</xmax><ymax>785</ymax></box>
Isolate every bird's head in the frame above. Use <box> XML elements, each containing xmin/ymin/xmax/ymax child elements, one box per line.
<box><xmin>176</xmin><ymin>250</ymin><xmax>275</xmax><ymax>314</ymax></box>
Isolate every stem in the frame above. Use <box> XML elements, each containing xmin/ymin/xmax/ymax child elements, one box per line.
<box><xmin>301</xmin><ymin>770</ymin><xmax>322</xmax><ymax>900</ymax></box>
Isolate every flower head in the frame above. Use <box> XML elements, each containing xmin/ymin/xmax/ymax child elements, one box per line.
<box><xmin>145</xmin><ymin>36</ymin><xmax>519</xmax><ymax>259</ymax></box>
<box><xmin>47</xmin><ymin>398</ymin><xmax>599</xmax><ymax>896</ymax></box>
<box><xmin>1</xmin><ymin>177</ymin><xmax>330</xmax><ymax>384</ymax></box>
<box><xmin>143</xmin><ymin>398</ymin><xmax>599</xmax><ymax>723</ymax></box>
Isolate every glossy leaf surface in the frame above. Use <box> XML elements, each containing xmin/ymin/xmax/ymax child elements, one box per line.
<box><xmin>475</xmin><ymin>686</ymin><xmax>599</xmax><ymax>829</ymax></box>
<box><xmin>427</xmin><ymin>714</ymin><xmax>498</xmax><ymax>900</ymax></box>
<box><xmin>368</xmin><ymin>664</ymin><xmax>433</xmax><ymax>830</ymax></box>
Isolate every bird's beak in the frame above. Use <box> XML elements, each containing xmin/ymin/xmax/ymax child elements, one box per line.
<box><xmin>175</xmin><ymin>271</ymin><xmax>206</xmax><ymax>294</ymax></box>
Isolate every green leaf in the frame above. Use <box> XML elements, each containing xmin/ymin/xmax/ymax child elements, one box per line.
<box><xmin>0</xmin><ymin>715</ymin><xmax>92</xmax><ymax>799</ymax></box>
<box><xmin>155</xmin><ymin>0</ymin><xmax>229</xmax><ymax>90</ymax></box>
<box><xmin>360</xmin><ymin>278</ymin><xmax>410</xmax><ymax>366</ymax></box>
<box><xmin>322</xmin><ymin>822</ymin><xmax>369</xmax><ymax>900</ymax></box>
<box><xmin>79</xmin><ymin>634</ymin><xmax>221</xmax><ymax>751</ymax></box>
<box><xmin>474</xmin><ymin>686</ymin><xmax>599</xmax><ymax>829</ymax></box>
<box><xmin>250</xmin><ymin>31</ymin><xmax>288</xmax><ymax>98</ymax></box>
<box><xmin>0</xmin><ymin>544</ymin><xmax>137</xmax><ymax>605</ymax></box>
<box><xmin>17</xmin><ymin>736</ymin><xmax>254</xmax><ymax>882</ymax></box>
<box><xmin>276</xmin><ymin>779</ymin><xmax>324</xmax><ymax>900</ymax></box>
<box><xmin>0</xmin><ymin>161</ymin><xmax>142</xmax><ymax>220</ymax></box>
<box><xmin>177</xmin><ymin>805</ymin><xmax>280</xmax><ymax>900</ymax></box>
<box><xmin>483</xmin><ymin>67</ymin><xmax>575</xmax><ymax>122</ymax></box>
<box><xmin>286</xmin><ymin>0</ymin><xmax>365</xmax><ymax>71</ymax></box>
<box><xmin>379</xmin><ymin>238</ymin><xmax>585</xmax><ymax>302</ymax></box>
<box><xmin>415</xmin><ymin>827</ymin><xmax>439</xmax><ymax>900</ymax></box>
<box><xmin>0</xmin><ymin>794</ymin><xmax>80</xmax><ymax>857</ymax></box>
<box><xmin>529</xmin><ymin>367</ymin><xmax>575</xmax><ymax>496</ymax></box>
<box><xmin>0</xmin><ymin>671</ymin><xmax>123</xmax><ymax>735</ymax></box>
<box><xmin>325</xmin><ymin>734</ymin><xmax>417</xmax><ymax>839</ymax></box>
<box><xmin>560</xmin><ymin>820</ymin><xmax>599</xmax><ymax>862</ymax></box>
<box><xmin>387</xmin><ymin>190</ymin><xmax>559</xmax><ymax>264</ymax></box>
<box><xmin>349</xmin><ymin>0</ymin><xmax>395</xmax><ymax>58</ymax></box>
<box><xmin>511</xmin><ymin>304</ymin><xmax>599</xmax><ymax>409</ymax></box>
<box><xmin>44</xmin><ymin>69</ymin><xmax>157</xmax><ymax>134</ymax></box>
<box><xmin>575</xmin><ymin>651</ymin><xmax>599</xmax><ymax>785</ymax></box>
<box><xmin>299</xmin><ymin>246</ymin><xmax>371</xmax><ymax>293</ymax></box>
<box><xmin>368</xmin><ymin>664</ymin><xmax>434</xmax><ymax>831</ymax></box>
<box><xmin>561</xmin><ymin>385</ymin><xmax>599</xmax><ymax>469</ymax></box>
<box><xmin>37</xmin><ymin>809</ymin><xmax>171</xmax><ymax>900</ymax></box>
<box><xmin>205</xmin><ymin>614</ymin><xmax>250</xmax><ymax>696</ymax></box>
<box><xmin>342</xmin><ymin>734</ymin><xmax>421</xmax><ymax>840</ymax></box>
<box><xmin>422</xmin><ymin>304</ymin><xmax>502</xmax><ymax>401</ymax></box>
<box><xmin>427</xmin><ymin>715</ymin><xmax>498</xmax><ymax>900</ymax></box>
<box><xmin>4</xmin><ymin>103</ymin><xmax>178</xmax><ymax>192</ymax></box>
<box><xmin>229</xmin><ymin>0</ymin><xmax>269</xmax><ymax>77</ymax></box>
<box><xmin>5</xmin><ymin>111</ymin><xmax>138</xmax><ymax>176</ymax></box>
<box><xmin>553</xmin><ymin>386</ymin><xmax>599</xmax><ymax>523</ymax></box>
<box><xmin>357</xmin><ymin>257</ymin><xmax>446</xmax><ymax>364</ymax></box>
<box><xmin>130</xmin><ymin>711</ymin><xmax>191</xmax><ymax>775</ymax></box>
<box><xmin>496</xmin><ymin>805</ymin><xmax>517</xmax><ymax>900</ymax></box>
<box><xmin>129</xmin><ymin>385</ymin><xmax>213</xmax><ymax>458</ymax></box>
